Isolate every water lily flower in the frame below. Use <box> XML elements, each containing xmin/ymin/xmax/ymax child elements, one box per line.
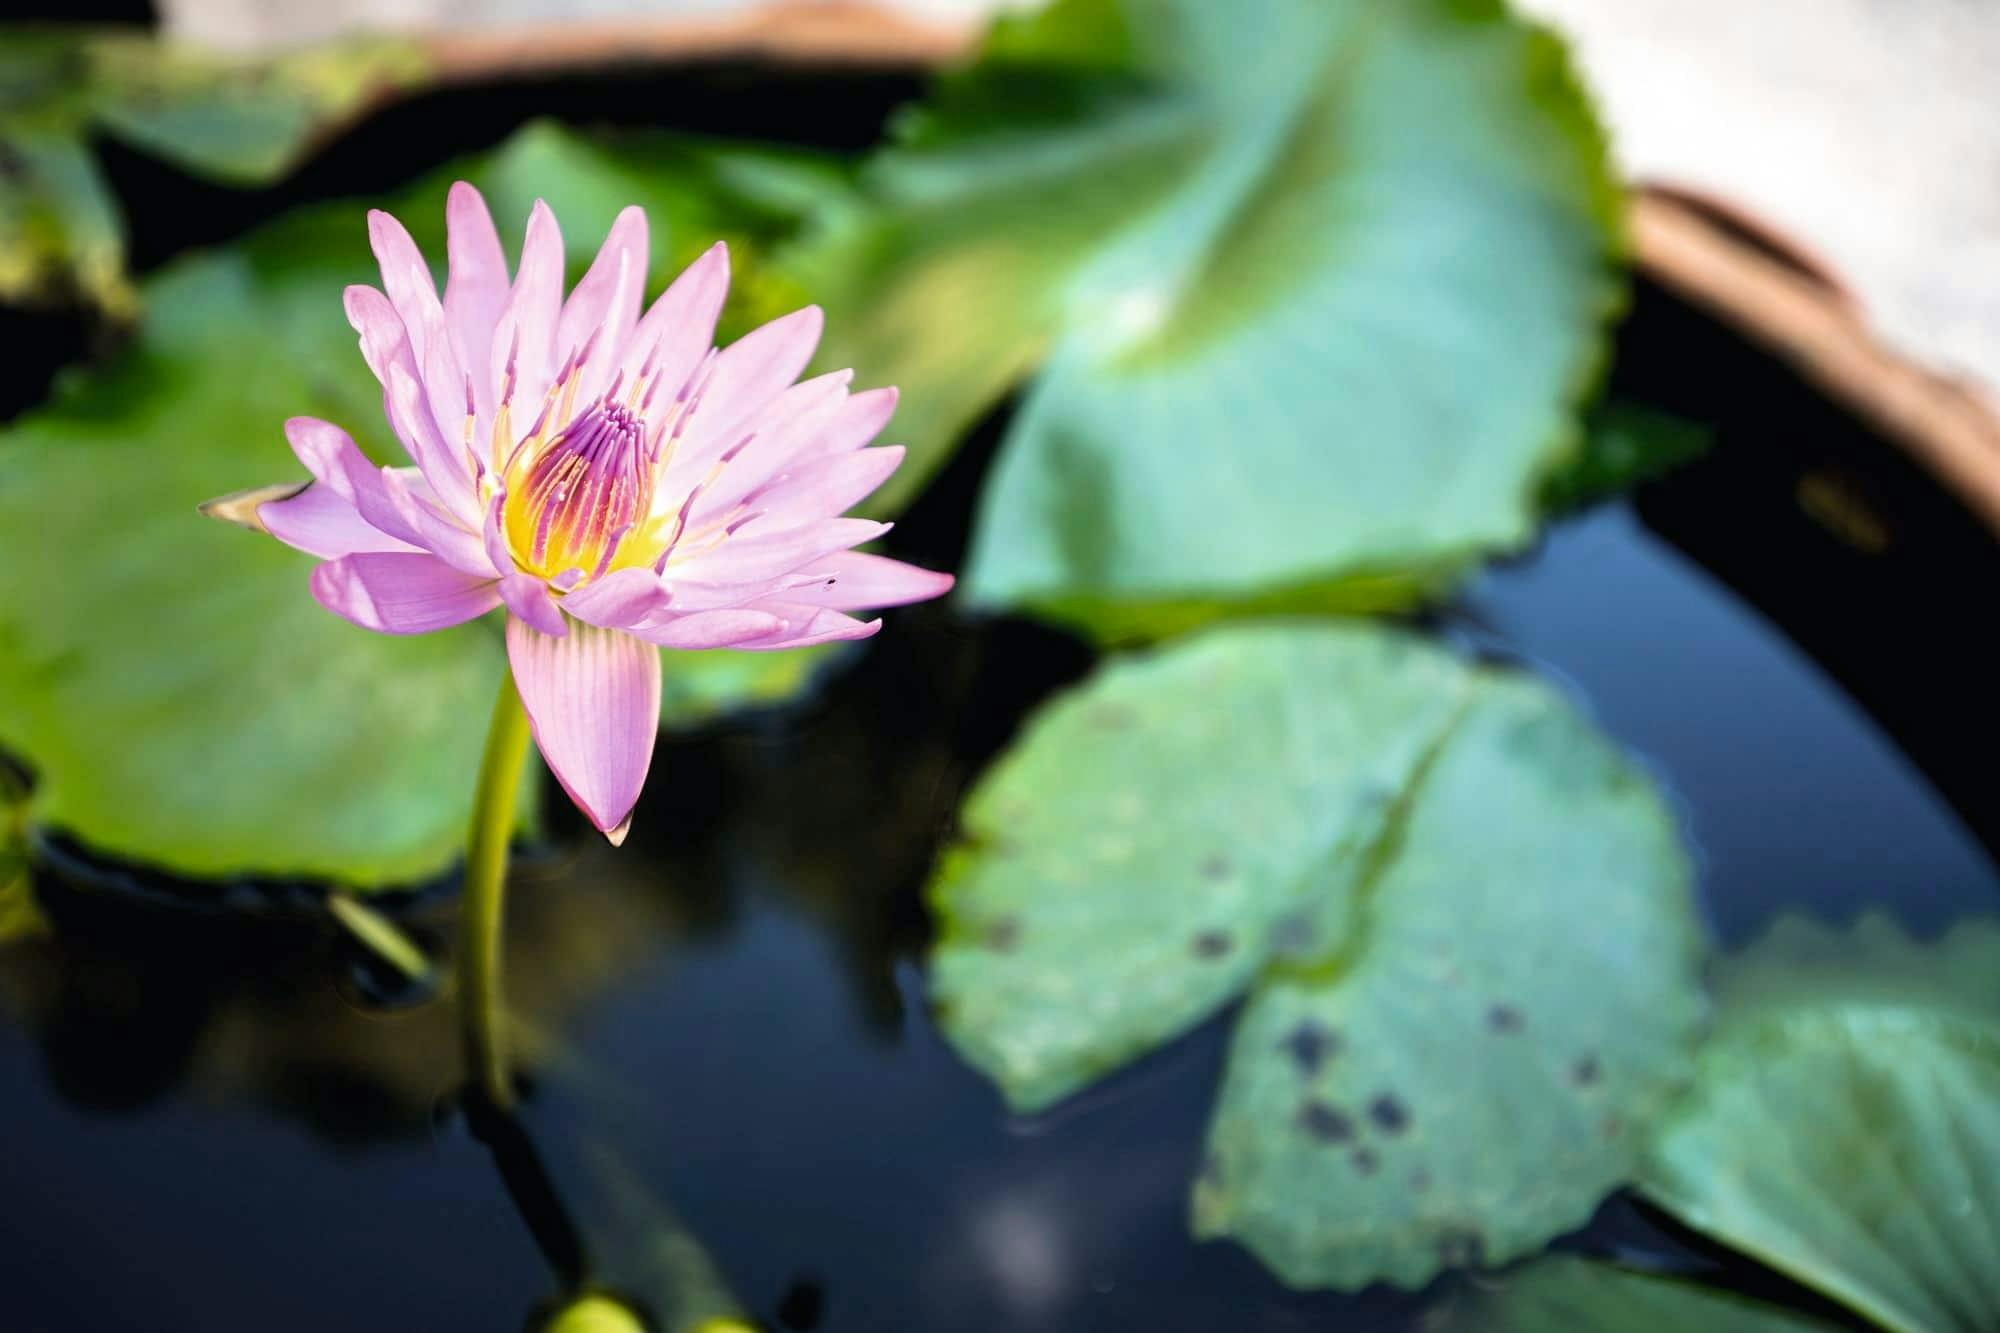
<box><xmin>235</xmin><ymin>185</ymin><xmax>952</xmax><ymax>843</ymax></box>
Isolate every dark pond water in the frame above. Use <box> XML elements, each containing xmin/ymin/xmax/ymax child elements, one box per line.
<box><xmin>5</xmin><ymin>52</ymin><xmax>2000</xmax><ymax>1333</ymax></box>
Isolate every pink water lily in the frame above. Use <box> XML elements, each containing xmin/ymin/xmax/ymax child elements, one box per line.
<box><xmin>242</xmin><ymin>185</ymin><xmax>951</xmax><ymax>843</ymax></box>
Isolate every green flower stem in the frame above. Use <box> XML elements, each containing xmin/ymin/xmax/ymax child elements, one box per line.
<box><xmin>462</xmin><ymin>671</ymin><xmax>533</xmax><ymax>1112</ymax></box>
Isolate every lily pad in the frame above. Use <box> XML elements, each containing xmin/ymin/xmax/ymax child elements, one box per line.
<box><xmin>1639</xmin><ymin>914</ymin><xmax>2000</xmax><ymax>1333</ymax></box>
<box><xmin>797</xmin><ymin>0</ymin><xmax>1622</xmax><ymax>633</ymax></box>
<box><xmin>0</xmin><ymin>123</ymin><xmax>845</xmax><ymax>886</ymax></box>
<box><xmin>0</xmin><ymin>26</ymin><xmax>430</xmax><ymax>313</ymax></box>
<box><xmin>1432</xmin><ymin>1255</ymin><xmax>1840</xmax><ymax>1331</ymax></box>
<box><xmin>928</xmin><ymin>622</ymin><xmax>1703</xmax><ymax>1289</ymax></box>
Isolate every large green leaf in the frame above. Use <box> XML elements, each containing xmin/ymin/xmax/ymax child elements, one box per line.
<box><xmin>0</xmin><ymin>123</ymin><xmax>842</xmax><ymax>886</ymax></box>
<box><xmin>796</xmin><ymin>0</ymin><xmax>1622</xmax><ymax>634</ymax></box>
<box><xmin>0</xmin><ymin>26</ymin><xmax>430</xmax><ymax>313</ymax></box>
<box><xmin>928</xmin><ymin>623</ymin><xmax>1702</xmax><ymax>1288</ymax></box>
<box><xmin>1640</xmin><ymin>915</ymin><xmax>2000</xmax><ymax>1333</ymax></box>
<box><xmin>1431</xmin><ymin>1255</ymin><xmax>1840</xmax><ymax>1332</ymax></box>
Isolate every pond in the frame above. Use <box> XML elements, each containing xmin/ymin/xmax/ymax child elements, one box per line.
<box><xmin>4</xmin><ymin>5</ymin><xmax>1998</xmax><ymax>1329</ymax></box>
<box><xmin>4</xmin><ymin>278</ymin><xmax>1993</xmax><ymax>1327</ymax></box>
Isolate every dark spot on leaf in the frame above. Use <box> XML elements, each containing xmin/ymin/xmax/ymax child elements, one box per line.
<box><xmin>985</xmin><ymin>917</ymin><xmax>1022</xmax><ymax>952</ymax></box>
<box><xmin>1368</xmin><ymin>1094</ymin><xmax>1410</xmax><ymax>1135</ymax></box>
<box><xmin>1268</xmin><ymin>912</ymin><xmax>1315</xmax><ymax>957</ymax></box>
<box><xmin>1280</xmin><ymin>1020</ymin><xmax>1339</xmax><ymax>1076</ymax></box>
<box><xmin>1350</xmin><ymin>1148</ymin><xmax>1380</xmax><ymax>1176</ymax></box>
<box><xmin>1296</xmin><ymin>1099</ymin><xmax>1355</xmax><ymax>1144</ymax></box>
<box><xmin>1602</xmin><ymin>1115</ymin><xmax>1623</xmax><ymax>1140</ymax></box>
<box><xmin>1192</xmin><ymin>929</ymin><xmax>1233</xmax><ymax>959</ymax></box>
<box><xmin>1200</xmin><ymin>853</ymin><xmax>1231</xmax><ymax>879</ymax></box>
<box><xmin>1571</xmin><ymin>1055</ymin><xmax>1601</xmax><ymax>1087</ymax></box>
<box><xmin>1409</xmin><ymin>1169</ymin><xmax>1433</xmax><ymax>1194</ymax></box>
<box><xmin>1486</xmin><ymin>1003</ymin><xmax>1524</xmax><ymax>1033</ymax></box>
<box><xmin>1436</xmin><ymin>1229</ymin><xmax>1486</xmax><ymax>1269</ymax></box>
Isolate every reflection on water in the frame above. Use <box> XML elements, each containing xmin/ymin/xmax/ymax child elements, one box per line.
<box><xmin>3</xmin><ymin>447</ymin><xmax>1997</xmax><ymax>1329</ymax></box>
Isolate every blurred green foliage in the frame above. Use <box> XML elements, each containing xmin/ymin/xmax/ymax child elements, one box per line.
<box><xmin>0</xmin><ymin>27</ymin><xmax>430</xmax><ymax>314</ymax></box>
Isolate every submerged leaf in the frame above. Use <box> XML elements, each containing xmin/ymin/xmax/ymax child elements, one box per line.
<box><xmin>928</xmin><ymin>623</ymin><xmax>1703</xmax><ymax>1289</ymax></box>
<box><xmin>797</xmin><ymin>0</ymin><xmax>1623</xmax><ymax>632</ymax></box>
<box><xmin>570</xmin><ymin>1138</ymin><xmax>749</xmax><ymax>1333</ymax></box>
<box><xmin>0</xmin><ymin>123</ymin><xmax>846</xmax><ymax>885</ymax></box>
<box><xmin>1640</xmin><ymin>914</ymin><xmax>2000</xmax><ymax>1333</ymax></box>
<box><xmin>0</xmin><ymin>26</ymin><xmax>430</xmax><ymax>312</ymax></box>
<box><xmin>1432</xmin><ymin>1254</ymin><xmax>1841</xmax><ymax>1331</ymax></box>
<box><xmin>544</xmin><ymin>1296</ymin><xmax>649</xmax><ymax>1333</ymax></box>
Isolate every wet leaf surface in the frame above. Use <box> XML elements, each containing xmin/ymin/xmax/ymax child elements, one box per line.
<box><xmin>0</xmin><ymin>26</ymin><xmax>430</xmax><ymax>313</ymax></box>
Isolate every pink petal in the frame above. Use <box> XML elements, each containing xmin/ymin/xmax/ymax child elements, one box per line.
<box><xmin>781</xmin><ymin>551</ymin><xmax>955</xmax><ymax>611</ymax></box>
<box><xmin>558</xmin><ymin>205</ymin><xmax>648</xmax><ymax>405</ymax></box>
<box><xmin>626</xmin><ymin>608</ymin><xmax>787</xmax><ymax>649</ymax></box>
<box><xmin>259</xmin><ymin>483</ymin><xmax>421</xmax><ymax>560</ymax></box>
<box><xmin>752</xmin><ymin>446</ymin><xmax>906</xmax><ymax>528</ymax></box>
<box><xmin>311</xmin><ymin>552</ymin><xmax>500</xmax><ymax>634</ymax></box>
<box><xmin>730</xmin><ymin>602</ymin><xmax>883</xmax><ymax>652</ymax></box>
<box><xmin>386</xmin><ymin>358</ymin><xmax>479</xmax><ymax>523</ymax></box>
<box><xmin>500</xmin><ymin>571</ymin><xmax>567</xmax><ymax>637</ymax></box>
<box><xmin>364</xmin><ymin>213</ymin><xmax>468</xmax><ymax>456</ymax></box>
<box><xmin>679</xmin><ymin>304</ymin><xmax>822</xmax><ymax>461</ymax></box>
<box><xmin>476</xmin><ymin>492</ymin><xmax>560</xmax><ymax>633</ymax></box>
<box><xmin>815</xmin><ymin>386</ymin><xmax>899</xmax><ymax>456</ymax></box>
<box><xmin>444</xmin><ymin>182</ymin><xmax>510</xmax><ymax>428</ymax></box>
<box><xmin>491</xmin><ymin>200</ymin><xmax>565</xmax><ymax>440</ymax></box>
<box><xmin>285</xmin><ymin>416</ymin><xmax>492</xmax><ymax>576</ymax></box>
<box><xmin>285</xmin><ymin>416</ymin><xmax>426</xmax><ymax>551</ymax></box>
<box><xmin>414</xmin><ymin>299</ymin><xmax>473</xmax><ymax>485</ymax></box>
<box><xmin>507</xmin><ymin>616</ymin><xmax>662</xmax><ymax>837</ymax></box>
<box><xmin>367</xmin><ymin>209</ymin><xmax>442</xmax><ymax>370</ymax></box>
<box><xmin>665</xmin><ymin>516</ymin><xmax>891</xmax><ymax>588</ymax></box>
<box><xmin>670</xmin><ymin>370</ymin><xmax>852</xmax><ymax>517</ymax></box>
<box><xmin>344</xmin><ymin>284</ymin><xmax>415</xmax><ymax>390</ymax></box>
<box><xmin>480</xmin><ymin>491</ymin><xmax>515</xmax><ymax>574</ymax></box>
<box><xmin>619</xmin><ymin>242</ymin><xmax>729</xmax><ymax>410</ymax></box>
<box><xmin>562</xmin><ymin>567</ymin><xmax>673</xmax><ymax>631</ymax></box>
